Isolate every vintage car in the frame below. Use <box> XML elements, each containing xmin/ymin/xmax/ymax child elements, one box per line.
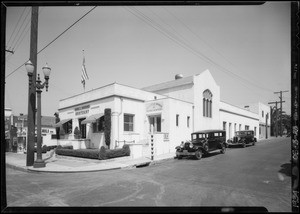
<box><xmin>175</xmin><ymin>129</ymin><xmax>226</xmax><ymax>160</ymax></box>
<box><xmin>227</xmin><ymin>130</ymin><xmax>257</xmax><ymax>148</ymax></box>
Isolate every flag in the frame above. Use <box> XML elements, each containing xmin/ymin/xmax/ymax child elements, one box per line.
<box><xmin>81</xmin><ymin>55</ymin><xmax>89</xmax><ymax>90</ymax></box>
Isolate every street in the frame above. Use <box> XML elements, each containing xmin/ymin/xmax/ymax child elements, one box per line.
<box><xmin>5</xmin><ymin>137</ymin><xmax>291</xmax><ymax>212</ymax></box>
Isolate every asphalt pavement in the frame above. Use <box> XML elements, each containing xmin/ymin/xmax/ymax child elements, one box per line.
<box><xmin>5</xmin><ymin>150</ymin><xmax>175</xmax><ymax>173</ymax></box>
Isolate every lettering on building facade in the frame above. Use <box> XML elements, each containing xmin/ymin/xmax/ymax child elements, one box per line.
<box><xmin>75</xmin><ymin>105</ymin><xmax>90</xmax><ymax>116</ymax></box>
<box><xmin>146</xmin><ymin>102</ymin><xmax>163</xmax><ymax>112</ymax></box>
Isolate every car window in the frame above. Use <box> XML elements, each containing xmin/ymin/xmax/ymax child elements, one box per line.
<box><xmin>192</xmin><ymin>134</ymin><xmax>197</xmax><ymax>140</ymax></box>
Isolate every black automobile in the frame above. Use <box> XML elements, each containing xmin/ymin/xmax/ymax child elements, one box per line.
<box><xmin>175</xmin><ymin>129</ymin><xmax>226</xmax><ymax>160</ymax></box>
<box><xmin>227</xmin><ymin>130</ymin><xmax>257</xmax><ymax>148</ymax></box>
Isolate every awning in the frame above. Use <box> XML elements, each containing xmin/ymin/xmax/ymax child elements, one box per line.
<box><xmin>81</xmin><ymin>113</ymin><xmax>104</xmax><ymax>124</ymax></box>
<box><xmin>52</xmin><ymin>119</ymin><xmax>72</xmax><ymax>128</ymax></box>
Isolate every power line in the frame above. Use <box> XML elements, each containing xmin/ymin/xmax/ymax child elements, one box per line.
<box><xmin>8</xmin><ymin>7</ymin><xmax>31</xmax><ymax>49</ymax></box>
<box><xmin>125</xmin><ymin>6</ymin><xmax>273</xmax><ymax>94</ymax></box>
<box><xmin>5</xmin><ymin>6</ymin><xmax>97</xmax><ymax>79</ymax></box>
<box><xmin>7</xmin><ymin>7</ymin><xmax>27</xmax><ymax>46</ymax></box>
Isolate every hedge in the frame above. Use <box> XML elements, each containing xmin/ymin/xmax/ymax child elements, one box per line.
<box><xmin>34</xmin><ymin>145</ymin><xmax>48</xmax><ymax>153</ymax></box>
<box><xmin>55</xmin><ymin>144</ymin><xmax>131</xmax><ymax>160</ymax></box>
<box><xmin>99</xmin><ymin>144</ymin><xmax>130</xmax><ymax>160</ymax></box>
<box><xmin>55</xmin><ymin>148</ymin><xmax>100</xmax><ymax>159</ymax></box>
<box><xmin>57</xmin><ymin>145</ymin><xmax>73</xmax><ymax>150</ymax></box>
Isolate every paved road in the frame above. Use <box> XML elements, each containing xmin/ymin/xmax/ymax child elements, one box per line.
<box><xmin>5</xmin><ymin>137</ymin><xmax>291</xmax><ymax>212</ymax></box>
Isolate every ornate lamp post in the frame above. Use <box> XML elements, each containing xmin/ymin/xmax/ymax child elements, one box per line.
<box><xmin>25</xmin><ymin>60</ymin><xmax>51</xmax><ymax>168</ymax></box>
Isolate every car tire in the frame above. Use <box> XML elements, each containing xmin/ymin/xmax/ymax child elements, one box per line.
<box><xmin>252</xmin><ymin>141</ymin><xmax>255</xmax><ymax>146</ymax></box>
<box><xmin>177</xmin><ymin>155</ymin><xmax>182</xmax><ymax>159</ymax></box>
<box><xmin>242</xmin><ymin>142</ymin><xmax>246</xmax><ymax>148</ymax></box>
<box><xmin>195</xmin><ymin>150</ymin><xmax>202</xmax><ymax>160</ymax></box>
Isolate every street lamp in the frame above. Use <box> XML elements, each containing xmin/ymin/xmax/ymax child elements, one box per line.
<box><xmin>25</xmin><ymin>60</ymin><xmax>51</xmax><ymax>168</ymax></box>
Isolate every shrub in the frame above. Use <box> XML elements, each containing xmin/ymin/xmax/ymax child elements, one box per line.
<box><xmin>47</xmin><ymin>145</ymin><xmax>58</xmax><ymax>151</ymax></box>
<box><xmin>99</xmin><ymin>146</ymin><xmax>107</xmax><ymax>160</ymax></box>
<box><xmin>74</xmin><ymin>126</ymin><xmax>81</xmax><ymax>139</ymax></box>
<box><xmin>57</xmin><ymin>145</ymin><xmax>73</xmax><ymax>150</ymax></box>
<box><xmin>99</xmin><ymin>144</ymin><xmax>130</xmax><ymax>160</ymax></box>
<box><xmin>42</xmin><ymin>145</ymin><xmax>47</xmax><ymax>153</ymax></box>
<box><xmin>104</xmin><ymin>108</ymin><xmax>111</xmax><ymax>149</ymax></box>
<box><xmin>34</xmin><ymin>145</ymin><xmax>48</xmax><ymax>153</ymax></box>
<box><xmin>56</xmin><ymin>149</ymin><xmax>99</xmax><ymax>159</ymax></box>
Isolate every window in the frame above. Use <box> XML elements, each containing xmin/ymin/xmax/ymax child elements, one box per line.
<box><xmin>124</xmin><ymin>114</ymin><xmax>134</xmax><ymax>132</ymax></box>
<box><xmin>203</xmin><ymin>89</ymin><xmax>213</xmax><ymax>118</ymax></box>
<box><xmin>245</xmin><ymin>125</ymin><xmax>249</xmax><ymax>130</ymax></box>
<box><xmin>214</xmin><ymin>132</ymin><xmax>220</xmax><ymax>137</ymax></box>
<box><xmin>63</xmin><ymin>120</ymin><xmax>72</xmax><ymax>134</ymax></box>
<box><xmin>223</xmin><ymin>121</ymin><xmax>226</xmax><ymax>131</ymax></box>
<box><xmin>78</xmin><ymin>118</ymin><xmax>87</xmax><ymax>139</ymax></box>
<box><xmin>239</xmin><ymin>124</ymin><xmax>241</xmax><ymax>131</ymax></box>
<box><xmin>254</xmin><ymin>127</ymin><xmax>257</xmax><ymax>136</ymax></box>
<box><xmin>187</xmin><ymin>116</ymin><xmax>190</xmax><ymax>128</ymax></box>
<box><xmin>93</xmin><ymin>116</ymin><xmax>104</xmax><ymax>133</ymax></box>
<box><xmin>176</xmin><ymin>114</ymin><xmax>179</xmax><ymax>127</ymax></box>
<box><xmin>259</xmin><ymin>126</ymin><xmax>261</xmax><ymax>135</ymax></box>
<box><xmin>262</xmin><ymin>111</ymin><xmax>264</xmax><ymax>117</ymax></box>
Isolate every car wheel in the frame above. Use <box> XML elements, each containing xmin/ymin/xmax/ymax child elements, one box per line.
<box><xmin>220</xmin><ymin>145</ymin><xmax>226</xmax><ymax>154</ymax></box>
<box><xmin>177</xmin><ymin>155</ymin><xmax>182</xmax><ymax>159</ymax></box>
<box><xmin>252</xmin><ymin>141</ymin><xmax>255</xmax><ymax>146</ymax></box>
<box><xmin>195</xmin><ymin>150</ymin><xmax>202</xmax><ymax>160</ymax></box>
<box><xmin>242</xmin><ymin>142</ymin><xmax>246</xmax><ymax>148</ymax></box>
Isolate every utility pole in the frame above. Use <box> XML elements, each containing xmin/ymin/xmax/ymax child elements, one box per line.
<box><xmin>274</xmin><ymin>90</ymin><xmax>288</xmax><ymax>137</ymax></box>
<box><xmin>26</xmin><ymin>6</ymin><xmax>38</xmax><ymax>166</ymax></box>
<box><xmin>268</xmin><ymin>101</ymin><xmax>279</xmax><ymax>137</ymax></box>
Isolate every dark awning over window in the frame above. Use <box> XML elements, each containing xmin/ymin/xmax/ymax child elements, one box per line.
<box><xmin>52</xmin><ymin>119</ymin><xmax>72</xmax><ymax>128</ymax></box>
<box><xmin>81</xmin><ymin>113</ymin><xmax>104</xmax><ymax>124</ymax></box>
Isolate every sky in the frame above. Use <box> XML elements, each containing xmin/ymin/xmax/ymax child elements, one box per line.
<box><xmin>4</xmin><ymin>2</ymin><xmax>291</xmax><ymax>117</ymax></box>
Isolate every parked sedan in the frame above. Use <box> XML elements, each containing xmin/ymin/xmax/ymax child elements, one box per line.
<box><xmin>227</xmin><ymin>130</ymin><xmax>257</xmax><ymax>148</ymax></box>
<box><xmin>175</xmin><ymin>129</ymin><xmax>226</xmax><ymax>160</ymax></box>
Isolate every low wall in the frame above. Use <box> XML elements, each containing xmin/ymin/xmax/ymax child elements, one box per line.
<box><xmin>58</xmin><ymin>139</ymin><xmax>91</xmax><ymax>150</ymax></box>
<box><xmin>125</xmin><ymin>143</ymin><xmax>144</xmax><ymax>159</ymax></box>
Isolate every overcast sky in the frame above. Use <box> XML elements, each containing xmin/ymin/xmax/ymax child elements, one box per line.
<box><xmin>4</xmin><ymin>2</ymin><xmax>291</xmax><ymax>117</ymax></box>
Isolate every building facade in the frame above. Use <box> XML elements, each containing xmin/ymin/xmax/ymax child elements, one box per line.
<box><xmin>4</xmin><ymin>110</ymin><xmax>57</xmax><ymax>153</ymax></box>
<box><xmin>54</xmin><ymin>69</ymin><xmax>270</xmax><ymax>158</ymax></box>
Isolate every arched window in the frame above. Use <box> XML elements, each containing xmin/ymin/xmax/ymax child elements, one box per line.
<box><xmin>203</xmin><ymin>98</ymin><xmax>206</xmax><ymax>116</ymax></box>
<box><xmin>203</xmin><ymin>89</ymin><xmax>213</xmax><ymax>118</ymax></box>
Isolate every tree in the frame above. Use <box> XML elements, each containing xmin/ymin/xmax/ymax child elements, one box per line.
<box><xmin>74</xmin><ymin>126</ymin><xmax>81</xmax><ymax>139</ymax></box>
<box><xmin>104</xmin><ymin>108</ymin><xmax>111</xmax><ymax>149</ymax></box>
<box><xmin>54</xmin><ymin>112</ymin><xmax>60</xmax><ymax>139</ymax></box>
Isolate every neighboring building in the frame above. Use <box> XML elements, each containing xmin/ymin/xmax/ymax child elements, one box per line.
<box><xmin>4</xmin><ymin>110</ymin><xmax>57</xmax><ymax>153</ymax></box>
<box><xmin>54</xmin><ymin>69</ymin><xmax>270</xmax><ymax>158</ymax></box>
<box><xmin>240</xmin><ymin>102</ymin><xmax>271</xmax><ymax>139</ymax></box>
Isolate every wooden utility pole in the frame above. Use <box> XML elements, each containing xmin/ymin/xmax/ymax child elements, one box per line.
<box><xmin>26</xmin><ymin>7</ymin><xmax>38</xmax><ymax>166</ymax></box>
<box><xmin>268</xmin><ymin>101</ymin><xmax>280</xmax><ymax>137</ymax></box>
<box><xmin>274</xmin><ymin>90</ymin><xmax>288</xmax><ymax>137</ymax></box>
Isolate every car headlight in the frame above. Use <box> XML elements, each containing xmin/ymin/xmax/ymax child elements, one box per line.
<box><xmin>189</xmin><ymin>143</ymin><xmax>193</xmax><ymax>148</ymax></box>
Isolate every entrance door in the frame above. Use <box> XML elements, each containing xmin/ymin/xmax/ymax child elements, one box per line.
<box><xmin>78</xmin><ymin>118</ymin><xmax>86</xmax><ymax>139</ymax></box>
<box><xmin>149</xmin><ymin>115</ymin><xmax>161</xmax><ymax>133</ymax></box>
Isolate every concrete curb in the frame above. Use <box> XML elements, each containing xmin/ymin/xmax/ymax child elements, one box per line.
<box><xmin>26</xmin><ymin>166</ymin><xmax>123</xmax><ymax>173</ymax></box>
<box><xmin>6</xmin><ymin>163</ymin><xmax>28</xmax><ymax>173</ymax></box>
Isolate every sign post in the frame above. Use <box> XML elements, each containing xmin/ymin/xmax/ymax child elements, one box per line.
<box><xmin>150</xmin><ymin>124</ymin><xmax>154</xmax><ymax>160</ymax></box>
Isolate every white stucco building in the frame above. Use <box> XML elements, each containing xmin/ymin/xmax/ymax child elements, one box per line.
<box><xmin>54</xmin><ymin>69</ymin><xmax>270</xmax><ymax>158</ymax></box>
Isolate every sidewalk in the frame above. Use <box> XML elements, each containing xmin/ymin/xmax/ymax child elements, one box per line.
<box><xmin>5</xmin><ymin>151</ymin><xmax>176</xmax><ymax>173</ymax></box>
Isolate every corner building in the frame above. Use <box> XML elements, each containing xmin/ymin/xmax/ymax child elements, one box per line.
<box><xmin>55</xmin><ymin>69</ymin><xmax>270</xmax><ymax>158</ymax></box>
